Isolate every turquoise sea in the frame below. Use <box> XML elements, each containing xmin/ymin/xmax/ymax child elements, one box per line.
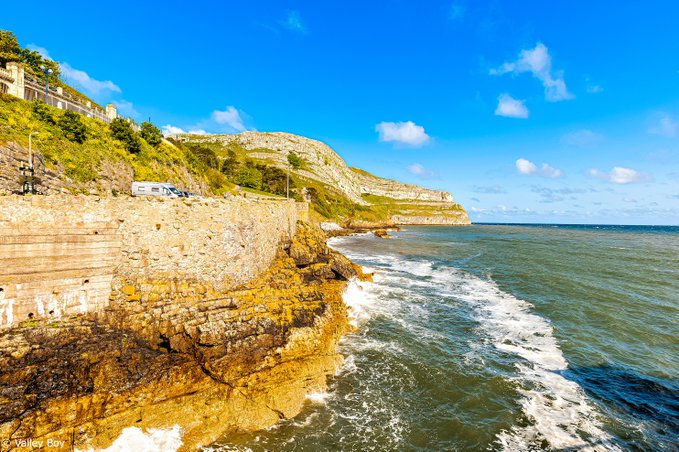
<box><xmin>211</xmin><ymin>224</ymin><xmax>679</xmax><ymax>451</ymax></box>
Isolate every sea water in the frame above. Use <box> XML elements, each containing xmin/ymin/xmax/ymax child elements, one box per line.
<box><xmin>207</xmin><ymin>224</ymin><xmax>678</xmax><ymax>451</ymax></box>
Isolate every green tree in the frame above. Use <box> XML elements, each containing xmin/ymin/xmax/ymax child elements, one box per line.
<box><xmin>287</xmin><ymin>151</ymin><xmax>303</xmax><ymax>169</ymax></box>
<box><xmin>0</xmin><ymin>30</ymin><xmax>21</xmax><ymax>65</ymax></box>
<box><xmin>220</xmin><ymin>150</ymin><xmax>239</xmax><ymax>178</ymax></box>
<box><xmin>58</xmin><ymin>110</ymin><xmax>87</xmax><ymax>143</ymax></box>
<box><xmin>31</xmin><ymin>100</ymin><xmax>55</xmax><ymax>125</ymax></box>
<box><xmin>258</xmin><ymin>164</ymin><xmax>291</xmax><ymax>195</ymax></box>
<box><xmin>188</xmin><ymin>145</ymin><xmax>219</xmax><ymax>169</ymax></box>
<box><xmin>140</xmin><ymin>121</ymin><xmax>163</xmax><ymax>147</ymax></box>
<box><xmin>110</xmin><ymin>117</ymin><xmax>141</xmax><ymax>153</ymax></box>
<box><xmin>234</xmin><ymin>166</ymin><xmax>263</xmax><ymax>190</ymax></box>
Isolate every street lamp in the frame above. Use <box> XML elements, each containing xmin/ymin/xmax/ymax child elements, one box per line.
<box><xmin>39</xmin><ymin>65</ymin><xmax>53</xmax><ymax>103</ymax></box>
<box><xmin>20</xmin><ymin>131</ymin><xmax>39</xmax><ymax>194</ymax></box>
<box><xmin>28</xmin><ymin>131</ymin><xmax>39</xmax><ymax>170</ymax></box>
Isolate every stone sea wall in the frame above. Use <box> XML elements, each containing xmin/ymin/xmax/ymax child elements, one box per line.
<box><xmin>0</xmin><ymin>196</ymin><xmax>358</xmax><ymax>451</ymax></box>
<box><xmin>0</xmin><ymin>195</ymin><xmax>298</xmax><ymax>330</ymax></box>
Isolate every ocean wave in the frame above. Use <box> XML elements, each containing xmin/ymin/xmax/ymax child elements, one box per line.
<box><xmin>77</xmin><ymin>425</ymin><xmax>183</xmax><ymax>452</ymax></box>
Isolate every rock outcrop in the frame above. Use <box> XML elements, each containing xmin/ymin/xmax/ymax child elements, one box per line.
<box><xmin>0</xmin><ymin>222</ymin><xmax>354</xmax><ymax>451</ymax></box>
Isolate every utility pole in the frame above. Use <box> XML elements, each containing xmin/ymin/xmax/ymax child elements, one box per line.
<box><xmin>286</xmin><ymin>162</ymin><xmax>290</xmax><ymax>200</ymax></box>
<box><xmin>20</xmin><ymin>131</ymin><xmax>39</xmax><ymax>194</ymax></box>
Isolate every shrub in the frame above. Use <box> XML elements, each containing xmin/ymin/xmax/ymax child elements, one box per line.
<box><xmin>140</xmin><ymin>121</ymin><xmax>162</xmax><ymax>147</ymax></box>
<box><xmin>58</xmin><ymin>110</ymin><xmax>87</xmax><ymax>143</ymax></box>
<box><xmin>234</xmin><ymin>166</ymin><xmax>263</xmax><ymax>190</ymax></box>
<box><xmin>287</xmin><ymin>151</ymin><xmax>303</xmax><ymax>169</ymax></box>
<box><xmin>110</xmin><ymin>118</ymin><xmax>141</xmax><ymax>153</ymax></box>
<box><xmin>31</xmin><ymin>100</ymin><xmax>55</xmax><ymax>125</ymax></box>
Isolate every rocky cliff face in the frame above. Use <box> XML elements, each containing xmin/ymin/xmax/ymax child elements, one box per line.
<box><xmin>172</xmin><ymin>132</ymin><xmax>471</xmax><ymax>225</ymax></box>
<box><xmin>0</xmin><ymin>222</ymin><xmax>357</xmax><ymax>451</ymax></box>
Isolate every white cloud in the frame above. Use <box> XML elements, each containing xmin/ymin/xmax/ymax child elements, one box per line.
<box><xmin>60</xmin><ymin>62</ymin><xmax>121</xmax><ymax>97</ymax></box>
<box><xmin>495</xmin><ymin>94</ymin><xmax>528</xmax><ymax>118</ymax></box>
<box><xmin>491</xmin><ymin>42</ymin><xmax>573</xmax><ymax>102</ymax></box>
<box><xmin>26</xmin><ymin>44</ymin><xmax>52</xmax><ymax>59</ymax></box>
<box><xmin>516</xmin><ymin>158</ymin><xmax>562</xmax><ymax>178</ymax></box>
<box><xmin>112</xmin><ymin>99</ymin><xmax>139</xmax><ymax>118</ymax></box>
<box><xmin>563</xmin><ymin>129</ymin><xmax>602</xmax><ymax>147</ymax></box>
<box><xmin>376</xmin><ymin>121</ymin><xmax>430</xmax><ymax>147</ymax></box>
<box><xmin>162</xmin><ymin>125</ymin><xmax>186</xmax><ymax>136</ymax></box>
<box><xmin>649</xmin><ymin>115</ymin><xmax>677</xmax><ymax>137</ymax></box>
<box><xmin>407</xmin><ymin>163</ymin><xmax>437</xmax><ymax>179</ymax></box>
<box><xmin>212</xmin><ymin>106</ymin><xmax>247</xmax><ymax>132</ymax></box>
<box><xmin>27</xmin><ymin>44</ymin><xmax>121</xmax><ymax>98</ymax></box>
<box><xmin>589</xmin><ymin>167</ymin><xmax>650</xmax><ymax>184</ymax></box>
<box><xmin>284</xmin><ymin>10</ymin><xmax>307</xmax><ymax>33</ymax></box>
<box><xmin>586</xmin><ymin>84</ymin><xmax>603</xmax><ymax>94</ymax></box>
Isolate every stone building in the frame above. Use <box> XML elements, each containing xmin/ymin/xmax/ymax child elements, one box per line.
<box><xmin>0</xmin><ymin>62</ymin><xmax>118</xmax><ymax>123</ymax></box>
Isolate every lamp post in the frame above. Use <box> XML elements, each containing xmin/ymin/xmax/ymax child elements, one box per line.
<box><xmin>286</xmin><ymin>162</ymin><xmax>290</xmax><ymax>200</ymax></box>
<box><xmin>20</xmin><ymin>131</ymin><xmax>39</xmax><ymax>194</ymax></box>
<box><xmin>39</xmin><ymin>65</ymin><xmax>53</xmax><ymax>103</ymax></box>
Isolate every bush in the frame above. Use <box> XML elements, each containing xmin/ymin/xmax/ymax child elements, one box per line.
<box><xmin>58</xmin><ymin>110</ymin><xmax>87</xmax><ymax>143</ymax></box>
<box><xmin>31</xmin><ymin>100</ymin><xmax>55</xmax><ymax>125</ymax></box>
<box><xmin>187</xmin><ymin>145</ymin><xmax>219</xmax><ymax>169</ymax></box>
<box><xmin>221</xmin><ymin>150</ymin><xmax>239</xmax><ymax>177</ymax></box>
<box><xmin>234</xmin><ymin>166</ymin><xmax>263</xmax><ymax>190</ymax></box>
<box><xmin>110</xmin><ymin>118</ymin><xmax>141</xmax><ymax>153</ymax></box>
<box><xmin>287</xmin><ymin>151</ymin><xmax>303</xmax><ymax>169</ymax></box>
<box><xmin>140</xmin><ymin>121</ymin><xmax>163</xmax><ymax>147</ymax></box>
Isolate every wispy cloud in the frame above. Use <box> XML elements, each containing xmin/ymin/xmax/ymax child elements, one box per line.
<box><xmin>407</xmin><ymin>163</ymin><xmax>438</xmax><ymax>179</ymax></box>
<box><xmin>491</xmin><ymin>42</ymin><xmax>573</xmax><ymax>102</ymax></box>
<box><xmin>649</xmin><ymin>114</ymin><xmax>677</xmax><ymax>137</ymax></box>
<box><xmin>161</xmin><ymin>125</ymin><xmax>208</xmax><ymax>136</ymax></box>
<box><xmin>26</xmin><ymin>44</ymin><xmax>51</xmax><ymax>59</ymax></box>
<box><xmin>283</xmin><ymin>10</ymin><xmax>307</xmax><ymax>34</ymax></box>
<box><xmin>162</xmin><ymin>105</ymin><xmax>250</xmax><ymax>136</ymax></box>
<box><xmin>562</xmin><ymin>129</ymin><xmax>602</xmax><ymax>147</ymax></box>
<box><xmin>376</xmin><ymin>121</ymin><xmax>430</xmax><ymax>147</ymax></box>
<box><xmin>212</xmin><ymin>106</ymin><xmax>247</xmax><ymax>132</ymax></box>
<box><xmin>473</xmin><ymin>185</ymin><xmax>506</xmax><ymax>194</ymax></box>
<box><xmin>448</xmin><ymin>3</ymin><xmax>466</xmax><ymax>21</ymax></box>
<box><xmin>28</xmin><ymin>43</ymin><xmax>121</xmax><ymax>98</ymax></box>
<box><xmin>112</xmin><ymin>99</ymin><xmax>139</xmax><ymax>118</ymax></box>
<box><xmin>60</xmin><ymin>62</ymin><xmax>121</xmax><ymax>97</ymax></box>
<box><xmin>516</xmin><ymin>158</ymin><xmax>562</xmax><ymax>178</ymax></box>
<box><xmin>589</xmin><ymin>166</ymin><xmax>650</xmax><ymax>184</ymax></box>
<box><xmin>531</xmin><ymin>186</ymin><xmax>588</xmax><ymax>203</ymax></box>
<box><xmin>495</xmin><ymin>94</ymin><xmax>528</xmax><ymax>118</ymax></box>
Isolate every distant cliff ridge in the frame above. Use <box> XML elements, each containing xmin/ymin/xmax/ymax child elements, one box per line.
<box><xmin>171</xmin><ymin>132</ymin><xmax>471</xmax><ymax>226</ymax></box>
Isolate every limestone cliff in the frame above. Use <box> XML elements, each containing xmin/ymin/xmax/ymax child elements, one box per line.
<box><xmin>171</xmin><ymin>132</ymin><xmax>471</xmax><ymax>225</ymax></box>
<box><xmin>0</xmin><ymin>222</ymin><xmax>357</xmax><ymax>451</ymax></box>
<box><xmin>0</xmin><ymin>196</ymin><xmax>361</xmax><ymax>450</ymax></box>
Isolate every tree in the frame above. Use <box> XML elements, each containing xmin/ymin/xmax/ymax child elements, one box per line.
<box><xmin>188</xmin><ymin>145</ymin><xmax>219</xmax><ymax>169</ymax></box>
<box><xmin>0</xmin><ymin>30</ymin><xmax>21</xmax><ymax>65</ymax></box>
<box><xmin>140</xmin><ymin>121</ymin><xmax>163</xmax><ymax>147</ymax></box>
<box><xmin>287</xmin><ymin>151</ymin><xmax>303</xmax><ymax>169</ymax></box>
<box><xmin>110</xmin><ymin>118</ymin><xmax>141</xmax><ymax>153</ymax></box>
<box><xmin>58</xmin><ymin>110</ymin><xmax>87</xmax><ymax>143</ymax></box>
<box><xmin>234</xmin><ymin>167</ymin><xmax>263</xmax><ymax>190</ymax></box>
<box><xmin>220</xmin><ymin>150</ymin><xmax>239</xmax><ymax>178</ymax></box>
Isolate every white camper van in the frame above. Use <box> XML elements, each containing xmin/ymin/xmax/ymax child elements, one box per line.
<box><xmin>131</xmin><ymin>182</ymin><xmax>184</xmax><ymax>198</ymax></box>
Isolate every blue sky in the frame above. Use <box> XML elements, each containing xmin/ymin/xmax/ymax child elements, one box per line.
<box><xmin>4</xmin><ymin>1</ymin><xmax>679</xmax><ymax>224</ymax></box>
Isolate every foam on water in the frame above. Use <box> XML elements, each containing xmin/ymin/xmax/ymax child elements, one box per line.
<box><xmin>78</xmin><ymin>425</ymin><xmax>183</xmax><ymax>452</ymax></box>
<box><xmin>429</xmin><ymin>263</ymin><xmax>620</xmax><ymax>450</ymax></box>
<box><xmin>335</xmin><ymin>233</ymin><xmax>620</xmax><ymax>450</ymax></box>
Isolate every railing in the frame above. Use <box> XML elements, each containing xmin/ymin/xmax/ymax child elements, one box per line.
<box><xmin>0</xmin><ymin>66</ymin><xmax>13</xmax><ymax>82</ymax></box>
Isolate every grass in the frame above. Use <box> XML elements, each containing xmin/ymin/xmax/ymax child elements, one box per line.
<box><xmin>0</xmin><ymin>94</ymin><xmax>237</xmax><ymax>195</ymax></box>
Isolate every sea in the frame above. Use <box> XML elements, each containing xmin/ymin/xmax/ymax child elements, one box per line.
<box><xmin>200</xmin><ymin>224</ymin><xmax>678</xmax><ymax>451</ymax></box>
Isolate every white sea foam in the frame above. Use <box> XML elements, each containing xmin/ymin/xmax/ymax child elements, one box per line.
<box><xmin>306</xmin><ymin>391</ymin><xmax>333</xmax><ymax>404</ymax></box>
<box><xmin>336</xmin><ymin>238</ymin><xmax>619</xmax><ymax>451</ymax></box>
<box><xmin>439</xmin><ymin>268</ymin><xmax>620</xmax><ymax>451</ymax></box>
<box><xmin>77</xmin><ymin>425</ymin><xmax>183</xmax><ymax>452</ymax></box>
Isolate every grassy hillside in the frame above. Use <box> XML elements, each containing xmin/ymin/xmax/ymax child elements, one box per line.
<box><xmin>0</xmin><ymin>94</ymin><xmax>232</xmax><ymax>195</ymax></box>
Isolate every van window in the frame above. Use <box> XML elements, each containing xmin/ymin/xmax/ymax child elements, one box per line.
<box><xmin>138</xmin><ymin>187</ymin><xmax>146</xmax><ymax>192</ymax></box>
<box><xmin>152</xmin><ymin>187</ymin><xmax>159</xmax><ymax>193</ymax></box>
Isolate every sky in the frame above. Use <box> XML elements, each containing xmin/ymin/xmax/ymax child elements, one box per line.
<box><xmin>3</xmin><ymin>1</ymin><xmax>679</xmax><ymax>224</ymax></box>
